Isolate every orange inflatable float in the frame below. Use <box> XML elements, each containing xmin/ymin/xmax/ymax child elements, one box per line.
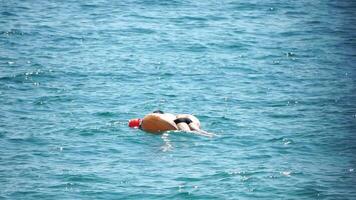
<box><xmin>128</xmin><ymin>113</ymin><xmax>178</xmax><ymax>133</ymax></box>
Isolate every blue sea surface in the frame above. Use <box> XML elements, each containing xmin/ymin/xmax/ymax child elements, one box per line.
<box><xmin>1</xmin><ymin>0</ymin><xmax>356</xmax><ymax>199</ymax></box>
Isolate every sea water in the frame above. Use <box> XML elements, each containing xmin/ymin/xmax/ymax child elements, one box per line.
<box><xmin>1</xmin><ymin>0</ymin><xmax>356</xmax><ymax>199</ymax></box>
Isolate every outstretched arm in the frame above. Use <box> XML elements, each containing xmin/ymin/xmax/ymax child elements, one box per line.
<box><xmin>188</xmin><ymin>123</ymin><xmax>215</xmax><ymax>137</ymax></box>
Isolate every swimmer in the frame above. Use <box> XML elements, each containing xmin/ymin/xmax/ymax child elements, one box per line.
<box><xmin>128</xmin><ymin>110</ymin><xmax>214</xmax><ymax>137</ymax></box>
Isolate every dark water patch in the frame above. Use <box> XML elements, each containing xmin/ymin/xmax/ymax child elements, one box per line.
<box><xmin>229</xmin><ymin>2</ymin><xmax>260</xmax><ymax>11</ymax></box>
<box><xmin>168</xmin><ymin>192</ymin><xmax>218</xmax><ymax>199</ymax></box>
<box><xmin>267</xmin><ymin>113</ymin><xmax>304</xmax><ymax>119</ymax></box>
<box><xmin>268</xmin><ymin>137</ymin><xmax>294</xmax><ymax>143</ymax></box>
<box><xmin>0</xmin><ymin>11</ymin><xmax>17</xmax><ymax>17</ymax></box>
<box><xmin>120</xmin><ymin>27</ymin><xmax>156</xmax><ymax>34</ymax></box>
<box><xmin>185</xmin><ymin>43</ymin><xmax>208</xmax><ymax>52</ymax></box>
<box><xmin>7</xmin><ymin>136</ymin><xmax>48</xmax><ymax>146</ymax></box>
<box><xmin>34</xmin><ymin>95</ymin><xmax>75</xmax><ymax>105</ymax></box>
<box><xmin>0</xmin><ymin>29</ymin><xmax>26</xmax><ymax>36</ymax></box>
<box><xmin>78</xmin><ymin>128</ymin><xmax>110</xmax><ymax>136</ymax></box>
<box><xmin>169</xmin><ymin>16</ymin><xmax>209</xmax><ymax>27</ymax></box>
<box><xmin>279</xmin><ymin>31</ymin><xmax>304</xmax><ymax>37</ymax></box>
<box><xmin>306</xmin><ymin>20</ymin><xmax>322</xmax><ymax>25</ymax></box>
<box><xmin>94</xmin><ymin>111</ymin><xmax>117</xmax><ymax>117</ymax></box>
<box><xmin>47</xmin><ymin>182</ymin><xmax>90</xmax><ymax>194</ymax></box>
<box><xmin>65</xmin><ymin>173</ymin><xmax>108</xmax><ymax>183</ymax></box>
<box><xmin>0</xmin><ymin>69</ymin><xmax>54</xmax><ymax>85</ymax></box>
<box><xmin>6</xmin><ymin>191</ymin><xmax>40</xmax><ymax>199</ymax></box>
<box><xmin>135</xmin><ymin>0</ymin><xmax>188</xmax><ymax>7</ymax></box>
<box><xmin>80</xmin><ymin>4</ymin><xmax>100</xmax><ymax>9</ymax></box>
<box><xmin>327</xmin><ymin>1</ymin><xmax>356</xmax><ymax>10</ymax></box>
<box><xmin>284</xmin><ymin>11</ymin><xmax>308</xmax><ymax>16</ymax></box>
<box><xmin>179</xmin><ymin>16</ymin><xmax>208</xmax><ymax>22</ymax></box>
<box><xmin>126</xmin><ymin>13</ymin><xmax>160</xmax><ymax>20</ymax></box>
<box><xmin>0</xmin><ymin>131</ymin><xmax>5</xmax><ymax>138</ymax></box>
<box><xmin>174</xmin><ymin>177</ymin><xmax>202</xmax><ymax>182</ymax></box>
<box><xmin>206</xmin><ymin>15</ymin><xmax>228</xmax><ymax>21</ymax></box>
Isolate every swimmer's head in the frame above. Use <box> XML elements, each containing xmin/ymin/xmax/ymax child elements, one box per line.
<box><xmin>153</xmin><ymin>110</ymin><xmax>164</xmax><ymax>114</ymax></box>
<box><xmin>128</xmin><ymin>118</ymin><xmax>142</xmax><ymax>128</ymax></box>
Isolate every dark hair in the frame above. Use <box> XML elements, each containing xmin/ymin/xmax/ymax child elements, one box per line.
<box><xmin>153</xmin><ymin>110</ymin><xmax>164</xmax><ymax>114</ymax></box>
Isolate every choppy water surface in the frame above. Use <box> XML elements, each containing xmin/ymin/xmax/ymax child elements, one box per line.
<box><xmin>1</xmin><ymin>0</ymin><xmax>356</xmax><ymax>199</ymax></box>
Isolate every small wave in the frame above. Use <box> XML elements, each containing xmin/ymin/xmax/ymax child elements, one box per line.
<box><xmin>1</xmin><ymin>11</ymin><xmax>17</xmax><ymax>17</ymax></box>
<box><xmin>121</xmin><ymin>27</ymin><xmax>156</xmax><ymax>34</ymax></box>
<box><xmin>135</xmin><ymin>0</ymin><xmax>186</xmax><ymax>7</ymax></box>
<box><xmin>284</xmin><ymin>11</ymin><xmax>308</xmax><ymax>16</ymax></box>
<box><xmin>180</xmin><ymin>16</ymin><xmax>208</xmax><ymax>22</ymax></box>
<box><xmin>267</xmin><ymin>113</ymin><xmax>304</xmax><ymax>119</ymax></box>
<box><xmin>186</xmin><ymin>44</ymin><xmax>208</xmax><ymax>52</ymax></box>
<box><xmin>0</xmin><ymin>68</ymin><xmax>54</xmax><ymax>83</ymax></box>
<box><xmin>229</xmin><ymin>2</ymin><xmax>259</xmax><ymax>11</ymax></box>
<box><xmin>95</xmin><ymin>111</ymin><xmax>117</xmax><ymax>117</ymax></box>
<box><xmin>279</xmin><ymin>31</ymin><xmax>303</xmax><ymax>37</ymax></box>
<box><xmin>65</xmin><ymin>174</ymin><xmax>107</xmax><ymax>183</ymax></box>
<box><xmin>80</xmin><ymin>4</ymin><xmax>100</xmax><ymax>9</ymax></box>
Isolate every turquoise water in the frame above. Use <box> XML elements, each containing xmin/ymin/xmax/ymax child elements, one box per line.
<box><xmin>1</xmin><ymin>0</ymin><xmax>356</xmax><ymax>199</ymax></box>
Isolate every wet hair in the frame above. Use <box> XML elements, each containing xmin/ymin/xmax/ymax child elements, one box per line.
<box><xmin>153</xmin><ymin>110</ymin><xmax>164</xmax><ymax>114</ymax></box>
